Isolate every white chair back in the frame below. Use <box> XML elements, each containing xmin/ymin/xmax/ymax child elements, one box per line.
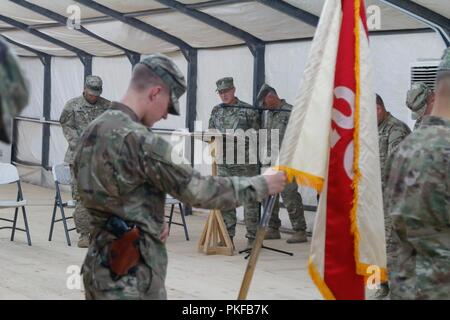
<box><xmin>52</xmin><ymin>164</ymin><xmax>72</xmax><ymax>185</ymax></box>
<box><xmin>0</xmin><ymin>163</ymin><xmax>20</xmax><ymax>185</ymax></box>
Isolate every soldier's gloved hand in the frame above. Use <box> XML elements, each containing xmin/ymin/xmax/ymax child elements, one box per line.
<box><xmin>262</xmin><ymin>168</ymin><xmax>287</xmax><ymax>195</ymax></box>
<box><xmin>160</xmin><ymin>221</ymin><xmax>170</xmax><ymax>242</ymax></box>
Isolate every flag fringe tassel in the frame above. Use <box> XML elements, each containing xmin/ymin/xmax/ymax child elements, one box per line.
<box><xmin>308</xmin><ymin>258</ymin><xmax>336</xmax><ymax>300</ymax></box>
<box><xmin>275</xmin><ymin>166</ymin><xmax>324</xmax><ymax>192</ymax></box>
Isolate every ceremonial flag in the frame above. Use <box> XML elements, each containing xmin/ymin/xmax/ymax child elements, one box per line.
<box><xmin>276</xmin><ymin>0</ymin><xmax>387</xmax><ymax>300</ymax></box>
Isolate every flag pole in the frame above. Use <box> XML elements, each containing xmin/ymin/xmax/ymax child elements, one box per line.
<box><xmin>237</xmin><ymin>195</ymin><xmax>277</xmax><ymax>300</ymax></box>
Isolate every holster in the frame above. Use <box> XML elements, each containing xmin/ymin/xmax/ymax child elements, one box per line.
<box><xmin>108</xmin><ymin>226</ymin><xmax>141</xmax><ymax>277</ymax></box>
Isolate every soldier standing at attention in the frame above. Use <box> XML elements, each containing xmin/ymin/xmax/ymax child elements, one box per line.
<box><xmin>208</xmin><ymin>77</ymin><xmax>261</xmax><ymax>249</ymax></box>
<box><xmin>375</xmin><ymin>93</ymin><xmax>411</xmax><ymax>299</ymax></box>
<box><xmin>256</xmin><ymin>84</ymin><xmax>307</xmax><ymax>244</ymax></box>
<box><xmin>406</xmin><ymin>82</ymin><xmax>435</xmax><ymax>130</ymax></box>
<box><xmin>384</xmin><ymin>48</ymin><xmax>450</xmax><ymax>300</ymax></box>
<box><xmin>73</xmin><ymin>54</ymin><xmax>286</xmax><ymax>300</ymax></box>
<box><xmin>60</xmin><ymin>75</ymin><xmax>110</xmax><ymax>248</ymax></box>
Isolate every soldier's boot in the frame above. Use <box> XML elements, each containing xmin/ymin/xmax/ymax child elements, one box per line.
<box><xmin>374</xmin><ymin>282</ymin><xmax>390</xmax><ymax>300</ymax></box>
<box><xmin>286</xmin><ymin>230</ymin><xmax>308</xmax><ymax>243</ymax></box>
<box><xmin>77</xmin><ymin>233</ymin><xmax>90</xmax><ymax>248</ymax></box>
<box><xmin>218</xmin><ymin>236</ymin><xmax>234</xmax><ymax>250</ymax></box>
<box><xmin>264</xmin><ymin>228</ymin><xmax>281</xmax><ymax>240</ymax></box>
<box><xmin>246</xmin><ymin>238</ymin><xmax>255</xmax><ymax>250</ymax></box>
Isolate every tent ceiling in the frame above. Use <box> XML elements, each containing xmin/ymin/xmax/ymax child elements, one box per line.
<box><xmin>0</xmin><ymin>0</ymin><xmax>446</xmax><ymax>57</ymax></box>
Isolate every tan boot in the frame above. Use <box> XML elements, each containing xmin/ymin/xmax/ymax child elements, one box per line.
<box><xmin>77</xmin><ymin>233</ymin><xmax>90</xmax><ymax>248</ymax></box>
<box><xmin>246</xmin><ymin>238</ymin><xmax>255</xmax><ymax>250</ymax></box>
<box><xmin>264</xmin><ymin>228</ymin><xmax>281</xmax><ymax>240</ymax></box>
<box><xmin>286</xmin><ymin>230</ymin><xmax>307</xmax><ymax>243</ymax></box>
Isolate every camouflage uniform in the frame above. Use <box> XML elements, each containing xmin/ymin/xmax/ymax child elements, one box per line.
<box><xmin>208</xmin><ymin>77</ymin><xmax>261</xmax><ymax>241</ymax></box>
<box><xmin>377</xmin><ymin>112</ymin><xmax>410</xmax><ymax>298</ymax></box>
<box><xmin>60</xmin><ymin>76</ymin><xmax>110</xmax><ymax>238</ymax></box>
<box><xmin>0</xmin><ymin>38</ymin><xmax>29</xmax><ymax>143</ymax></box>
<box><xmin>257</xmin><ymin>84</ymin><xmax>306</xmax><ymax>237</ymax></box>
<box><xmin>406</xmin><ymin>82</ymin><xmax>433</xmax><ymax>130</ymax></box>
<box><xmin>74</xmin><ymin>103</ymin><xmax>269</xmax><ymax>300</ymax></box>
<box><xmin>384</xmin><ymin>116</ymin><xmax>450</xmax><ymax>299</ymax></box>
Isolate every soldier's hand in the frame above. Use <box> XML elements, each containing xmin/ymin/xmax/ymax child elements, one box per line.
<box><xmin>160</xmin><ymin>221</ymin><xmax>170</xmax><ymax>242</ymax></box>
<box><xmin>262</xmin><ymin>168</ymin><xmax>287</xmax><ymax>195</ymax></box>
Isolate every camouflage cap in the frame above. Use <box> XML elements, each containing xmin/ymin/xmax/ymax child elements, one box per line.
<box><xmin>256</xmin><ymin>83</ymin><xmax>277</xmax><ymax>107</ymax></box>
<box><xmin>84</xmin><ymin>75</ymin><xmax>103</xmax><ymax>97</ymax></box>
<box><xmin>215</xmin><ymin>77</ymin><xmax>234</xmax><ymax>92</ymax></box>
<box><xmin>406</xmin><ymin>82</ymin><xmax>431</xmax><ymax>117</ymax></box>
<box><xmin>438</xmin><ymin>47</ymin><xmax>450</xmax><ymax>72</ymax></box>
<box><xmin>0</xmin><ymin>39</ymin><xmax>29</xmax><ymax>143</ymax></box>
<box><xmin>139</xmin><ymin>54</ymin><xmax>186</xmax><ymax>116</ymax></box>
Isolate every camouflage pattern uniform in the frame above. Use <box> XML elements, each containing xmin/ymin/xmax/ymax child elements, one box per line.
<box><xmin>74</xmin><ymin>103</ymin><xmax>270</xmax><ymax>300</ymax></box>
<box><xmin>208</xmin><ymin>77</ymin><xmax>261</xmax><ymax>241</ymax></box>
<box><xmin>383</xmin><ymin>116</ymin><xmax>450</xmax><ymax>299</ymax></box>
<box><xmin>406</xmin><ymin>82</ymin><xmax>433</xmax><ymax>130</ymax></box>
<box><xmin>257</xmin><ymin>84</ymin><xmax>307</xmax><ymax>240</ymax></box>
<box><xmin>377</xmin><ymin>112</ymin><xmax>411</xmax><ymax>298</ymax></box>
<box><xmin>0</xmin><ymin>38</ymin><xmax>29</xmax><ymax>143</ymax></box>
<box><xmin>60</xmin><ymin>76</ymin><xmax>110</xmax><ymax>239</ymax></box>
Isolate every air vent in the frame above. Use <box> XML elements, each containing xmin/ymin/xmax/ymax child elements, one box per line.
<box><xmin>410</xmin><ymin>60</ymin><xmax>440</xmax><ymax>90</ymax></box>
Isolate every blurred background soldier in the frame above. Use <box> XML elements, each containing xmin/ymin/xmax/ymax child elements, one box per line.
<box><xmin>74</xmin><ymin>54</ymin><xmax>286</xmax><ymax>299</ymax></box>
<box><xmin>60</xmin><ymin>75</ymin><xmax>110</xmax><ymax>248</ymax></box>
<box><xmin>384</xmin><ymin>47</ymin><xmax>450</xmax><ymax>300</ymax></box>
<box><xmin>406</xmin><ymin>82</ymin><xmax>434</xmax><ymax>130</ymax></box>
<box><xmin>0</xmin><ymin>38</ymin><xmax>28</xmax><ymax>144</ymax></box>
<box><xmin>375</xmin><ymin>93</ymin><xmax>411</xmax><ymax>299</ymax></box>
<box><xmin>208</xmin><ymin>77</ymin><xmax>261</xmax><ymax>249</ymax></box>
<box><xmin>257</xmin><ymin>84</ymin><xmax>307</xmax><ymax>244</ymax></box>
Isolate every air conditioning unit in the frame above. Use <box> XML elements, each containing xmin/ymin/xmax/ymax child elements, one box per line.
<box><xmin>410</xmin><ymin>59</ymin><xmax>441</xmax><ymax>90</ymax></box>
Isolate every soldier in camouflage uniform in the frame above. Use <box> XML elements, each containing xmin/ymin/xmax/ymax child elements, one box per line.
<box><xmin>60</xmin><ymin>75</ymin><xmax>110</xmax><ymax>248</ymax></box>
<box><xmin>384</xmin><ymin>47</ymin><xmax>450</xmax><ymax>299</ymax></box>
<box><xmin>256</xmin><ymin>84</ymin><xmax>307</xmax><ymax>244</ymax></box>
<box><xmin>208</xmin><ymin>77</ymin><xmax>261</xmax><ymax>249</ymax></box>
<box><xmin>0</xmin><ymin>38</ymin><xmax>28</xmax><ymax>144</ymax></box>
<box><xmin>375</xmin><ymin>93</ymin><xmax>411</xmax><ymax>299</ymax></box>
<box><xmin>73</xmin><ymin>54</ymin><xmax>286</xmax><ymax>300</ymax></box>
<box><xmin>406</xmin><ymin>82</ymin><xmax>434</xmax><ymax>130</ymax></box>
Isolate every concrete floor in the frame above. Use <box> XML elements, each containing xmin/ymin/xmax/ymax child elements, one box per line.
<box><xmin>0</xmin><ymin>182</ymin><xmax>321</xmax><ymax>300</ymax></box>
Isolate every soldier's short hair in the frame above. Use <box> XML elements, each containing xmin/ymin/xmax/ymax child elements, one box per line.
<box><xmin>130</xmin><ymin>63</ymin><xmax>167</xmax><ymax>92</ymax></box>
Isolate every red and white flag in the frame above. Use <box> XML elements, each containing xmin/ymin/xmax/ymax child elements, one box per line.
<box><xmin>276</xmin><ymin>0</ymin><xmax>386</xmax><ymax>299</ymax></box>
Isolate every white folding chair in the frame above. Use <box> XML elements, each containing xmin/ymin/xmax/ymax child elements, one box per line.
<box><xmin>0</xmin><ymin>163</ymin><xmax>31</xmax><ymax>246</ymax></box>
<box><xmin>48</xmin><ymin>164</ymin><xmax>76</xmax><ymax>246</ymax></box>
<box><xmin>165</xmin><ymin>196</ymin><xmax>189</xmax><ymax>241</ymax></box>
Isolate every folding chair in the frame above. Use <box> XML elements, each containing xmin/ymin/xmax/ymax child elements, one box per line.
<box><xmin>0</xmin><ymin>163</ymin><xmax>32</xmax><ymax>246</ymax></box>
<box><xmin>48</xmin><ymin>164</ymin><xmax>76</xmax><ymax>246</ymax></box>
<box><xmin>165</xmin><ymin>196</ymin><xmax>189</xmax><ymax>241</ymax></box>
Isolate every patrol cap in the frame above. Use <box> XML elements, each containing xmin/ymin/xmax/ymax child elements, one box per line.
<box><xmin>216</xmin><ymin>77</ymin><xmax>234</xmax><ymax>92</ymax></box>
<box><xmin>84</xmin><ymin>75</ymin><xmax>103</xmax><ymax>97</ymax></box>
<box><xmin>256</xmin><ymin>83</ymin><xmax>277</xmax><ymax>107</ymax></box>
<box><xmin>437</xmin><ymin>47</ymin><xmax>450</xmax><ymax>72</ymax></box>
<box><xmin>0</xmin><ymin>39</ymin><xmax>29</xmax><ymax>143</ymax></box>
<box><xmin>138</xmin><ymin>54</ymin><xmax>186</xmax><ymax>116</ymax></box>
<box><xmin>406</xmin><ymin>82</ymin><xmax>431</xmax><ymax>117</ymax></box>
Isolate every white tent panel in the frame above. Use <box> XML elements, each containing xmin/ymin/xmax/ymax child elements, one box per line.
<box><xmin>19</xmin><ymin>57</ymin><xmax>44</xmax><ymax>119</ymax></box>
<box><xmin>0</xmin><ymin>1</ymin><xmax>54</xmax><ymax>26</ymax></box>
<box><xmin>196</xmin><ymin>46</ymin><xmax>253</xmax><ymax>129</ymax></box>
<box><xmin>94</xmin><ymin>0</ymin><xmax>166</xmax><ymax>13</ymax></box>
<box><xmin>1</xmin><ymin>29</ymin><xmax>75</xmax><ymax>56</ymax></box>
<box><xmin>84</xmin><ymin>20</ymin><xmax>178</xmax><ymax>54</ymax></box>
<box><xmin>153</xmin><ymin>51</ymin><xmax>188</xmax><ymax>130</ymax></box>
<box><xmin>50</xmin><ymin>57</ymin><xmax>84</xmax><ymax>120</ymax></box>
<box><xmin>413</xmin><ymin>0</ymin><xmax>450</xmax><ymax>19</ymax></box>
<box><xmin>201</xmin><ymin>2</ymin><xmax>317</xmax><ymax>41</ymax></box>
<box><xmin>371</xmin><ymin>31</ymin><xmax>446</xmax><ymax>127</ymax></box>
<box><xmin>92</xmin><ymin>56</ymin><xmax>132</xmax><ymax>102</ymax></box>
<box><xmin>138</xmin><ymin>12</ymin><xmax>243</xmax><ymax>48</ymax></box>
<box><xmin>6</xmin><ymin>41</ymin><xmax>37</xmax><ymax>57</ymax></box>
<box><xmin>26</xmin><ymin>0</ymin><xmax>108</xmax><ymax>20</ymax></box>
<box><xmin>49</xmin><ymin>125</ymin><xmax>67</xmax><ymax>167</ymax></box>
<box><xmin>16</xmin><ymin>121</ymin><xmax>42</xmax><ymax>163</ymax></box>
<box><xmin>283</xmin><ymin>0</ymin><xmax>324</xmax><ymax>16</ymax></box>
<box><xmin>40</xmin><ymin>26</ymin><xmax>123</xmax><ymax>56</ymax></box>
<box><xmin>266</xmin><ymin>41</ymin><xmax>312</xmax><ymax>107</ymax></box>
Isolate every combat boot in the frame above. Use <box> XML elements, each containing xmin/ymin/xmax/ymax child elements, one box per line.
<box><xmin>264</xmin><ymin>228</ymin><xmax>281</xmax><ymax>240</ymax></box>
<box><xmin>286</xmin><ymin>230</ymin><xmax>307</xmax><ymax>243</ymax></box>
<box><xmin>77</xmin><ymin>233</ymin><xmax>90</xmax><ymax>248</ymax></box>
